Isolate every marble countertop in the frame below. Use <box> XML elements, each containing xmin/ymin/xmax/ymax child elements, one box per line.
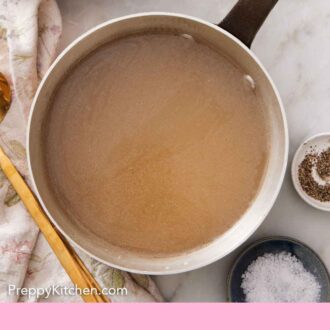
<box><xmin>56</xmin><ymin>0</ymin><xmax>330</xmax><ymax>301</ymax></box>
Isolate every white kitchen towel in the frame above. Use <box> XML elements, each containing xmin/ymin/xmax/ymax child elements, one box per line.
<box><xmin>0</xmin><ymin>0</ymin><xmax>163</xmax><ymax>302</ymax></box>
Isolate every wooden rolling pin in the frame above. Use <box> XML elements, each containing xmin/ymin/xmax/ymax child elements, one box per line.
<box><xmin>0</xmin><ymin>146</ymin><xmax>110</xmax><ymax>303</ymax></box>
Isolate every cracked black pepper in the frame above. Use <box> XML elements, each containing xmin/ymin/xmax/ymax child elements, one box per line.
<box><xmin>298</xmin><ymin>147</ymin><xmax>330</xmax><ymax>202</ymax></box>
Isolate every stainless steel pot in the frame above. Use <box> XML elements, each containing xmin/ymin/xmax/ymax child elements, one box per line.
<box><xmin>27</xmin><ymin>0</ymin><xmax>288</xmax><ymax>274</ymax></box>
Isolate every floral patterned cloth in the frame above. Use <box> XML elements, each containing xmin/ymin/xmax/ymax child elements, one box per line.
<box><xmin>0</xmin><ymin>0</ymin><xmax>162</xmax><ymax>302</ymax></box>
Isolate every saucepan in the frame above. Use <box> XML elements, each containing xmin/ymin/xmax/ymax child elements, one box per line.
<box><xmin>27</xmin><ymin>0</ymin><xmax>288</xmax><ymax>274</ymax></box>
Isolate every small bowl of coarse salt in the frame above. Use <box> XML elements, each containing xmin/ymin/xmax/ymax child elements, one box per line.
<box><xmin>227</xmin><ymin>237</ymin><xmax>330</xmax><ymax>302</ymax></box>
<box><xmin>291</xmin><ymin>132</ymin><xmax>330</xmax><ymax>211</ymax></box>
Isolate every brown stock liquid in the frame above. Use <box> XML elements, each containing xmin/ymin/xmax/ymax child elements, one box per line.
<box><xmin>44</xmin><ymin>33</ymin><xmax>269</xmax><ymax>256</ymax></box>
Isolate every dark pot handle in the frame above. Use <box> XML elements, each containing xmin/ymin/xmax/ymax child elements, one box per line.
<box><xmin>218</xmin><ymin>0</ymin><xmax>278</xmax><ymax>48</ymax></box>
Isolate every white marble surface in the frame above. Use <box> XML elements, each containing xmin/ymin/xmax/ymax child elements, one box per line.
<box><xmin>56</xmin><ymin>0</ymin><xmax>330</xmax><ymax>301</ymax></box>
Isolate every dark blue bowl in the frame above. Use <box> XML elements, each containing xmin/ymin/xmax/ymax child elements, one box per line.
<box><xmin>227</xmin><ymin>236</ymin><xmax>330</xmax><ymax>302</ymax></box>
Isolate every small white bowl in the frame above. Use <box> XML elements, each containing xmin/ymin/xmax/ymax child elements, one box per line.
<box><xmin>291</xmin><ymin>133</ymin><xmax>330</xmax><ymax>212</ymax></box>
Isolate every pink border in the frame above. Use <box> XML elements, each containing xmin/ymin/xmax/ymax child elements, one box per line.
<box><xmin>1</xmin><ymin>303</ymin><xmax>329</xmax><ymax>329</ymax></box>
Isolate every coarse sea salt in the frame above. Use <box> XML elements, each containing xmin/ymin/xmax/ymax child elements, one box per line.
<box><xmin>241</xmin><ymin>252</ymin><xmax>321</xmax><ymax>302</ymax></box>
